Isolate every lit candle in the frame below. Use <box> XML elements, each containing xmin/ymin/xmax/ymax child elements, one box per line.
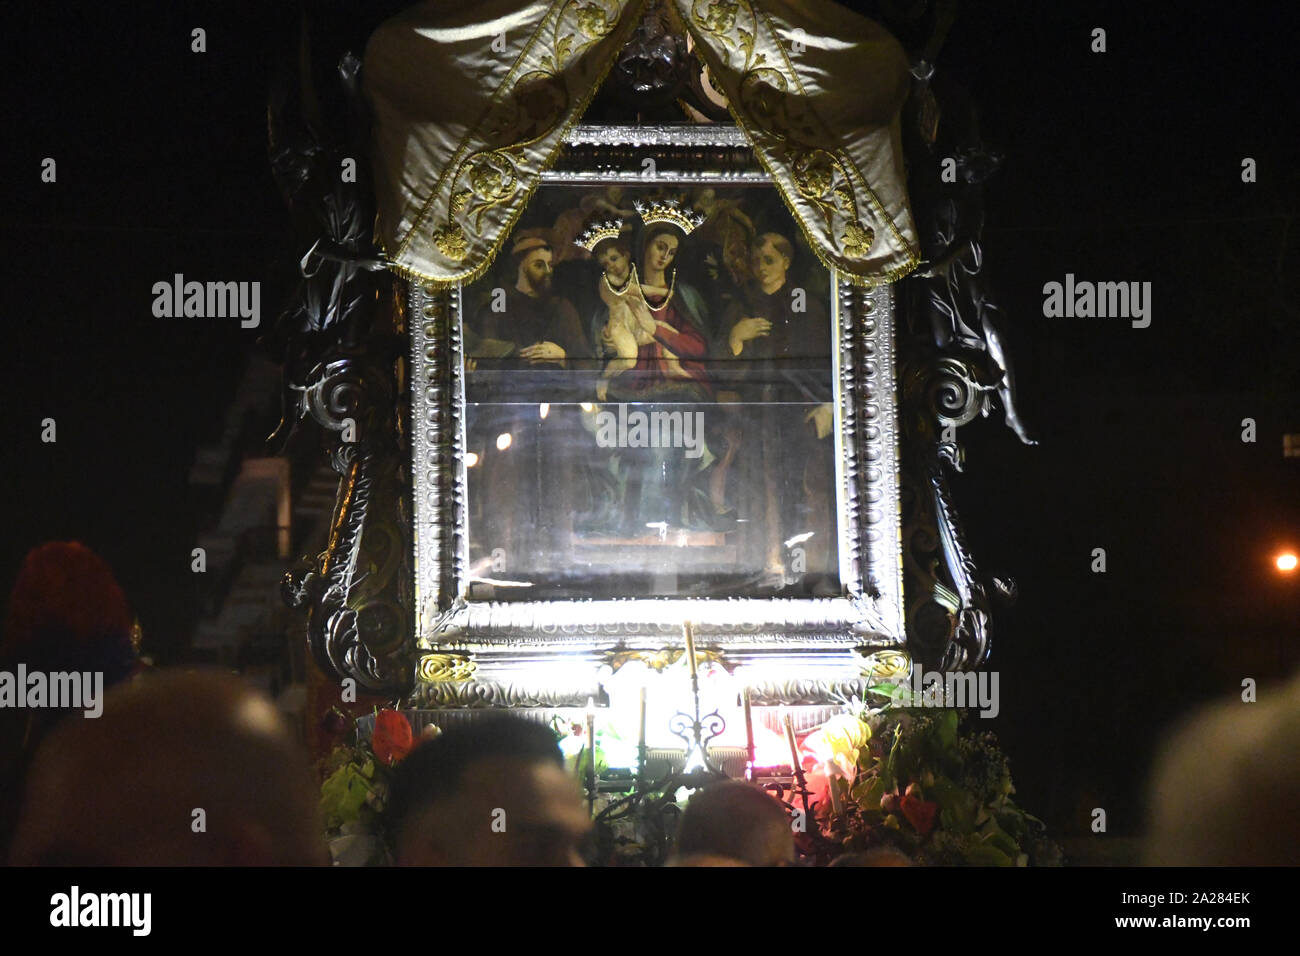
<box><xmin>742</xmin><ymin>687</ymin><xmax>755</xmax><ymax>763</ymax></box>
<box><xmin>585</xmin><ymin>697</ymin><xmax>596</xmax><ymax>779</ymax></box>
<box><xmin>637</xmin><ymin>685</ymin><xmax>647</xmax><ymax>751</ymax></box>
<box><xmin>782</xmin><ymin>708</ymin><xmax>800</xmax><ymax>771</ymax></box>
<box><xmin>683</xmin><ymin>620</ymin><xmax>698</xmax><ymax>679</ymax></box>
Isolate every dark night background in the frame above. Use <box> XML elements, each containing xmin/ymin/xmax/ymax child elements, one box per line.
<box><xmin>1</xmin><ymin>0</ymin><xmax>1296</xmax><ymax>847</ymax></box>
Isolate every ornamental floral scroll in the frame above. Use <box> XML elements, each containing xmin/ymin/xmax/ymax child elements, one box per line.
<box><xmin>375</xmin><ymin>0</ymin><xmax>649</xmax><ymax>285</ymax></box>
<box><xmin>365</xmin><ymin>0</ymin><xmax>919</xmax><ymax>287</ymax></box>
<box><xmin>681</xmin><ymin>0</ymin><xmax>919</xmax><ymax>284</ymax></box>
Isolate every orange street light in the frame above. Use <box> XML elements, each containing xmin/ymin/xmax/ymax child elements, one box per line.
<box><xmin>1276</xmin><ymin>552</ymin><xmax>1299</xmax><ymax>573</ymax></box>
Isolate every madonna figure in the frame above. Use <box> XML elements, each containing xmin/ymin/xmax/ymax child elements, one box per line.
<box><xmin>597</xmin><ymin>199</ymin><xmax>722</xmax><ymax>537</ymax></box>
<box><xmin>600</xmin><ymin>200</ymin><xmax>712</xmax><ymax>403</ymax></box>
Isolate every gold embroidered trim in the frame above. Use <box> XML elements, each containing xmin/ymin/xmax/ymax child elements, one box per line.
<box><xmin>752</xmin><ymin>3</ymin><xmax>917</xmax><ymax>263</ymax></box>
<box><xmin>678</xmin><ymin>0</ymin><xmax>919</xmax><ymax>286</ymax></box>
<box><xmin>381</xmin><ymin>0</ymin><xmax>919</xmax><ymax>288</ymax></box>
<box><xmin>392</xmin><ymin>0</ymin><xmax>649</xmax><ymax>289</ymax></box>
<box><xmin>392</xmin><ymin>6</ymin><xmax>557</xmax><ymax>263</ymax></box>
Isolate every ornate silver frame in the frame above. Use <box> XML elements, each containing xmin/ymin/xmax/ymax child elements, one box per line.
<box><xmin>407</xmin><ymin>126</ymin><xmax>906</xmax><ymax>709</ymax></box>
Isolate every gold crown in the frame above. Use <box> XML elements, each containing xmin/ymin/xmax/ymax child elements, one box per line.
<box><xmin>574</xmin><ymin>218</ymin><xmax>627</xmax><ymax>252</ymax></box>
<box><xmin>634</xmin><ymin>198</ymin><xmax>705</xmax><ymax>235</ymax></box>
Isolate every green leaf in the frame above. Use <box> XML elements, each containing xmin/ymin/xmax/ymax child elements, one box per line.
<box><xmin>865</xmin><ymin>681</ymin><xmax>907</xmax><ymax>702</ymax></box>
<box><xmin>853</xmin><ymin>776</ymin><xmax>885</xmax><ymax>810</ymax></box>
<box><xmin>928</xmin><ymin>776</ymin><xmax>977</xmax><ymax>834</ymax></box>
<box><xmin>575</xmin><ymin>744</ymin><xmax>607</xmax><ymax>777</ymax></box>
<box><xmin>936</xmin><ymin>708</ymin><xmax>958</xmax><ymax>749</ymax></box>
<box><xmin>979</xmin><ymin>818</ymin><xmax>1022</xmax><ymax>858</ymax></box>
<box><xmin>993</xmin><ymin>806</ymin><xmax>1027</xmax><ymax>840</ymax></box>
<box><xmin>883</xmin><ymin>731</ymin><xmax>905</xmax><ymax>791</ymax></box>
<box><xmin>320</xmin><ymin>763</ymin><xmax>374</xmax><ymax>832</ymax></box>
<box><xmin>963</xmin><ymin>842</ymin><xmax>1015</xmax><ymax>867</ymax></box>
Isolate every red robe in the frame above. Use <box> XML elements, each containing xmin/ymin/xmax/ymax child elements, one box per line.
<box><xmin>621</xmin><ymin>290</ymin><xmax>712</xmax><ymax>398</ymax></box>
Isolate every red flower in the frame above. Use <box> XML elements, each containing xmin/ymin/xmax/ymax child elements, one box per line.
<box><xmin>372</xmin><ymin>709</ymin><xmax>415</xmax><ymax>765</ymax></box>
<box><xmin>900</xmin><ymin>794</ymin><xmax>938</xmax><ymax>837</ymax></box>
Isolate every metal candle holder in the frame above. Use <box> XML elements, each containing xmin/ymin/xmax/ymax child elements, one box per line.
<box><xmin>668</xmin><ymin>667</ymin><xmax>726</xmax><ymax>775</ymax></box>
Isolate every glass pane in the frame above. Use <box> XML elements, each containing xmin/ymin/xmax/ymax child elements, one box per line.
<box><xmin>461</xmin><ymin>183</ymin><xmax>840</xmax><ymax>600</ymax></box>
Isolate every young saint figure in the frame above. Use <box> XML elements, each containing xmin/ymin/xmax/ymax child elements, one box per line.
<box><xmin>721</xmin><ymin>231</ymin><xmax>838</xmax><ymax>593</ymax></box>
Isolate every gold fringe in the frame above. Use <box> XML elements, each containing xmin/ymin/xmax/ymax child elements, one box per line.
<box><xmin>670</xmin><ymin>1</ymin><xmax>920</xmax><ymax>288</ymax></box>
<box><xmin>389</xmin><ymin>0</ymin><xmax>651</xmax><ymax>290</ymax></box>
<box><xmin>382</xmin><ymin>0</ymin><xmax>920</xmax><ymax>289</ymax></box>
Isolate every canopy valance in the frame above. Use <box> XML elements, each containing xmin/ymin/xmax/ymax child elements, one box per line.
<box><xmin>364</xmin><ymin>0</ymin><xmax>920</xmax><ymax>286</ymax></box>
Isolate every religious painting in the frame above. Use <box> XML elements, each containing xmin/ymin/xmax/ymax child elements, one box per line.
<box><xmin>458</xmin><ymin>184</ymin><xmax>842</xmax><ymax>601</ymax></box>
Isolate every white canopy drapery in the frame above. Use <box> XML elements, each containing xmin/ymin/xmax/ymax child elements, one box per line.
<box><xmin>364</xmin><ymin>0</ymin><xmax>919</xmax><ymax>286</ymax></box>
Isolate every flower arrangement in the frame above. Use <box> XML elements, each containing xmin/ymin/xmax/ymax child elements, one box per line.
<box><xmin>553</xmin><ymin>715</ymin><xmax>609</xmax><ymax>777</ymax></box>
<box><xmin>314</xmin><ymin>695</ymin><xmax>1058</xmax><ymax>867</ymax></box>
<box><xmin>802</xmin><ymin>702</ymin><xmax>1060</xmax><ymax>866</ymax></box>
<box><xmin>318</xmin><ymin>708</ymin><xmax>424</xmax><ymax>866</ymax></box>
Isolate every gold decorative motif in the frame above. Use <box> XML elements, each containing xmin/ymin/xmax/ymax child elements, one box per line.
<box><xmin>855</xmin><ymin>648</ymin><xmax>910</xmax><ymax>680</ymax></box>
<box><xmin>506</xmin><ymin>73</ymin><xmax>569</xmax><ymax>141</ymax></box>
<box><xmin>685</xmin><ymin>0</ymin><xmax>917</xmax><ymax>281</ymax></box>
<box><xmin>792</xmin><ymin>150</ymin><xmax>837</xmax><ymax>200</ymax></box>
<box><xmin>633</xmin><ymin>197</ymin><xmax>706</xmax><ymax>234</ymax></box>
<box><xmin>605</xmin><ymin>646</ymin><xmax>728</xmax><ymax>673</ymax></box>
<box><xmin>842</xmin><ymin>221</ymin><xmax>875</xmax><ymax>258</ymax></box>
<box><xmin>406</xmin><ymin>0</ymin><xmax>632</xmax><ymax>284</ymax></box>
<box><xmin>417</xmin><ymin>652</ymin><xmax>477</xmax><ymax>683</ymax></box>
<box><xmin>575</xmin><ymin>217</ymin><xmax>626</xmax><ymax>251</ymax></box>
<box><xmin>432</xmin><ymin>223</ymin><xmax>469</xmax><ymax>261</ymax></box>
<box><xmin>576</xmin><ymin>3</ymin><xmax>614</xmax><ymax>37</ymax></box>
<box><xmin>700</xmin><ymin>0</ymin><xmax>738</xmax><ymax>33</ymax></box>
<box><xmin>467</xmin><ymin>152</ymin><xmax>519</xmax><ymax>204</ymax></box>
<box><xmin>832</xmin><ymin>186</ymin><xmax>854</xmax><ymax>214</ymax></box>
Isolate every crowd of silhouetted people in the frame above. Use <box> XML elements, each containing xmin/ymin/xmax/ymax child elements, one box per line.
<box><xmin>3</xmin><ymin>540</ymin><xmax>1298</xmax><ymax>867</ymax></box>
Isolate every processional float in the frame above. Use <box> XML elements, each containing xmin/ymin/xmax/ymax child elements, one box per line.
<box><xmin>269</xmin><ymin>0</ymin><xmax>1031</xmax><ymax>850</ymax></box>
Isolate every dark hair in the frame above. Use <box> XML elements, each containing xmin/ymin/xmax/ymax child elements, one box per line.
<box><xmin>510</xmin><ymin>242</ymin><xmax>552</xmax><ymax>276</ymax></box>
<box><xmin>383</xmin><ymin>715</ymin><xmax>563</xmax><ymax>850</ymax></box>
<box><xmin>754</xmin><ymin>232</ymin><xmax>794</xmax><ymax>264</ymax></box>
<box><xmin>828</xmin><ymin>846</ymin><xmax>914</xmax><ymax>867</ymax></box>
<box><xmin>593</xmin><ymin>236</ymin><xmax>632</xmax><ymax>260</ymax></box>
<box><xmin>674</xmin><ymin>780</ymin><xmax>792</xmax><ymax>865</ymax></box>
<box><xmin>636</xmin><ymin>223</ymin><xmax>685</xmax><ymax>278</ymax></box>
